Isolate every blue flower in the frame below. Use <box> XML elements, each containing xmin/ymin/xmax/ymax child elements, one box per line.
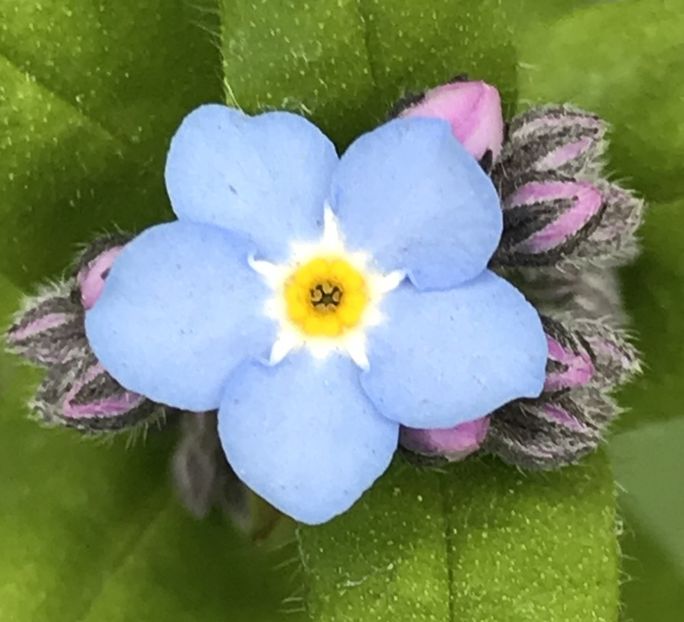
<box><xmin>85</xmin><ymin>105</ymin><xmax>548</xmax><ymax>524</ymax></box>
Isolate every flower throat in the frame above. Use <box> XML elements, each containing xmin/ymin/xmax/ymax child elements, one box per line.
<box><xmin>284</xmin><ymin>256</ymin><xmax>369</xmax><ymax>337</ymax></box>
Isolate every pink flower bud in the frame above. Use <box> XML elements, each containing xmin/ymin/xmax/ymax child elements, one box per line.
<box><xmin>485</xmin><ymin>317</ymin><xmax>641</xmax><ymax>470</ymax></box>
<box><xmin>5</xmin><ymin>283</ymin><xmax>84</xmax><ymax>366</ymax></box>
<box><xmin>505</xmin><ymin>105</ymin><xmax>607</xmax><ymax>176</ymax></box>
<box><xmin>495</xmin><ymin>180</ymin><xmax>604</xmax><ymax>266</ymax></box>
<box><xmin>400</xmin><ymin>417</ymin><xmax>490</xmax><ymax>462</ymax></box>
<box><xmin>487</xmin><ymin>400</ymin><xmax>599</xmax><ymax>470</ymax></box>
<box><xmin>77</xmin><ymin>246</ymin><xmax>123</xmax><ymax>310</ymax></box>
<box><xmin>545</xmin><ymin>335</ymin><xmax>594</xmax><ymax>392</ymax></box>
<box><xmin>34</xmin><ymin>354</ymin><xmax>164</xmax><ymax>433</ymax></box>
<box><xmin>540</xmin><ymin>403</ymin><xmax>588</xmax><ymax>433</ymax></box>
<box><xmin>509</xmin><ymin>181</ymin><xmax>603</xmax><ymax>253</ymax></box>
<box><xmin>572</xmin><ymin>181</ymin><xmax>643</xmax><ymax>265</ymax></box>
<box><xmin>61</xmin><ymin>360</ymin><xmax>146</xmax><ymax>420</ymax></box>
<box><xmin>401</xmin><ymin>80</ymin><xmax>504</xmax><ymax>160</ymax></box>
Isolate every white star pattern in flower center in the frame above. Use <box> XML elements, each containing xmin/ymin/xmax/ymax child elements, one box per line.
<box><xmin>250</xmin><ymin>206</ymin><xmax>405</xmax><ymax>369</ymax></box>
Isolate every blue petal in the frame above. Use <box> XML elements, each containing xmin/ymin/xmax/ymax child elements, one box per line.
<box><xmin>85</xmin><ymin>221</ymin><xmax>276</xmax><ymax>411</ymax></box>
<box><xmin>361</xmin><ymin>271</ymin><xmax>548</xmax><ymax>428</ymax></box>
<box><xmin>329</xmin><ymin>117</ymin><xmax>502</xmax><ymax>291</ymax></box>
<box><xmin>218</xmin><ymin>351</ymin><xmax>398</xmax><ymax>525</ymax></box>
<box><xmin>165</xmin><ymin>105</ymin><xmax>339</xmax><ymax>261</ymax></box>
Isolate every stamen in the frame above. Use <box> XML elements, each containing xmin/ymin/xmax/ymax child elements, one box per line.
<box><xmin>310</xmin><ymin>282</ymin><xmax>344</xmax><ymax>310</ymax></box>
<box><xmin>283</xmin><ymin>255</ymin><xmax>368</xmax><ymax>337</ymax></box>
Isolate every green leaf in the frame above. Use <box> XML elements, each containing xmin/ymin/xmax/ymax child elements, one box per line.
<box><xmin>220</xmin><ymin>0</ymin><xmax>525</xmax><ymax>147</ymax></box>
<box><xmin>618</xmin><ymin>507</ymin><xmax>684</xmax><ymax>622</ymax></box>
<box><xmin>299</xmin><ymin>454</ymin><xmax>618</xmax><ymax>622</ymax></box>
<box><xmin>610</xmin><ymin>417</ymin><xmax>684</xmax><ymax>622</ymax></box>
<box><xmin>3</xmin><ymin>0</ymin><xmax>682</xmax><ymax>620</ymax></box>
<box><xmin>0</xmin><ymin>276</ymin><xmax>304</xmax><ymax>622</ymax></box>
<box><xmin>514</xmin><ymin>0</ymin><xmax>684</xmax><ymax>203</ymax></box>
<box><xmin>0</xmin><ymin>1</ymin><xmax>221</xmax><ymax>286</ymax></box>
<box><xmin>609</xmin><ymin>162</ymin><xmax>684</xmax><ymax>622</ymax></box>
<box><xmin>618</xmin><ymin>199</ymin><xmax>684</xmax><ymax>430</ymax></box>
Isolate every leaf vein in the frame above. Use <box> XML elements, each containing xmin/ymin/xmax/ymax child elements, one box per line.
<box><xmin>354</xmin><ymin>0</ymin><xmax>380</xmax><ymax>90</ymax></box>
<box><xmin>0</xmin><ymin>48</ymin><xmax>128</xmax><ymax>151</ymax></box>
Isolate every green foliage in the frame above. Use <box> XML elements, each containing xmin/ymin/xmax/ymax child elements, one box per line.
<box><xmin>0</xmin><ymin>1</ymin><xmax>221</xmax><ymax>285</ymax></box>
<box><xmin>514</xmin><ymin>0</ymin><xmax>684</xmax><ymax>204</ymax></box>
<box><xmin>619</xmin><ymin>199</ymin><xmax>684</xmax><ymax>429</ymax></box>
<box><xmin>0</xmin><ymin>0</ymin><xmax>682</xmax><ymax>620</ymax></box>
<box><xmin>300</xmin><ymin>454</ymin><xmax>618</xmax><ymax>622</ymax></box>
<box><xmin>610</xmin><ymin>417</ymin><xmax>684</xmax><ymax>621</ymax></box>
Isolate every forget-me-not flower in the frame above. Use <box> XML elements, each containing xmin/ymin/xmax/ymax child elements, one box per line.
<box><xmin>85</xmin><ymin>105</ymin><xmax>548</xmax><ymax>524</ymax></box>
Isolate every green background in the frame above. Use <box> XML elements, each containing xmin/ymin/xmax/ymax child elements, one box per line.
<box><xmin>1</xmin><ymin>0</ymin><xmax>682</xmax><ymax>620</ymax></box>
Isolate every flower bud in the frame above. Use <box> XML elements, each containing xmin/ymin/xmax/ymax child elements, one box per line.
<box><xmin>33</xmin><ymin>354</ymin><xmax>164</xmax><ymax>433</ymax></box>
<box><xmin>495</xmin><ymin>179</ymin><xmax>604</xmax><ymax>266</ymax></box>
<box><xmin>6</xmin><ymin>233</ymin><xmax>166</xmax><ymax>435</ymax></box>
<box><xmin>173</xmin><ymin>411</ymin><xmax>233</xmax><ymax>519</ymax></box>
<box><xmin>545</xmin><ymin>336</ymin><xmax>595</xmax><ymax>393</ymax></box>
<box><xmin>400</xmin><ymin>80</ymin><xmax>504</xmax><ymax>161</ymax></box>
<box><xmin>399</xmin><ymin>417</ymin><xmax>490</xmax><ymax>462</ymax></box>
<box><xmin>483</xmin><ymin>316</ymin><xmax>640</xmax><ymax>469</ymax></box>
<box><xmin>485</xmin><ymin>398</ymin><xmax>600</xmax><ymax>470</ymax></box>
<box><xmin>77</xmin><ymin>245</ymin><xmax>123</xmax><ymax>310</ymax></box>
<box><xmin>553</xmin><ymin>318</ymin><xmax>641</xmax><ymax>388</ymax></box>
<box><xmin>501</xmin><ymin>105</ymin><xmax>607</xmax><ymax>181</ymax></box>
<box><xmin>5</xmin><ymin>283</ymin><xmax>84</xmax><ymax>365</ymax></box>
<box><xmin>541</xmin><ymin>316</ymin><xmax>641</xmax><ymax>391</ymax></box>
<box><xmin>172</xmin><ymin>411</ymin><xmax>256</xmax><ymax>531</ymax></box>
<box><xmin>570</xmin><ymin>181</ymin><xmax>644</xmax><ymax>266</ymax></box>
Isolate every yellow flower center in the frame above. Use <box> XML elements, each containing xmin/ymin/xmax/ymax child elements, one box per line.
<box><xmin>284</xmin><ymin>256</ymin><xmax>369</xmax><ymax>337</ymax></box>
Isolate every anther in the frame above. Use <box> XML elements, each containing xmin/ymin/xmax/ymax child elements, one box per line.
<box><xmin>310</xmin><ymin>282</ymin><xmax>343</xmax><ymax>310</ymax></box>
